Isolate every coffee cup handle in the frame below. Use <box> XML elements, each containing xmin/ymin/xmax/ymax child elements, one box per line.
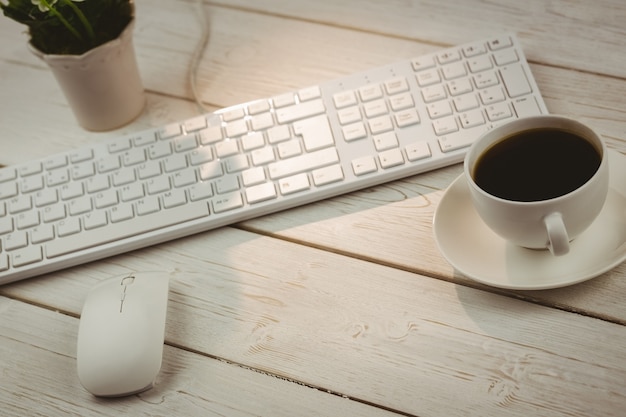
<box><xmin>544</xmin><ymin>213</ymin><xmax>569</xmax><ymax>256</ymax></box>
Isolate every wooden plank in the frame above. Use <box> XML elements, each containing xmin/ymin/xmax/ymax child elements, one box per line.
<box><xmin>213</xmin><ymin>0</ymin><xmax>626</xmax><ymax>78</ymax></box>
<box><xmin>1</xmin><ymin>4</ymin><xmax>624</xmax><ymax>159</ymax></box>
<box><xmin>1</xmin><ymin>229</ymin><xmax>625</xmax><ymax>416</ymax></box>
<box><xmin>0</xmin><ymin>296</ymin><xmax>401</xmax><ymax>417</ymax></box>
<box><xmin>0</xmin><ymin>0</ymin><xmax>624</xmax><ymax>319</ymax></box>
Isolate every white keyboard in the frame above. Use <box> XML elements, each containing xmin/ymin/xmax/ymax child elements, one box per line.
<box><xmin>0</xmin><ymin>33</ymin><xmax>547</xmax><ymax>284</ymax></box>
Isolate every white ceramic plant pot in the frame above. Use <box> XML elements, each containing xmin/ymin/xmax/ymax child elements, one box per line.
<box><xmin>30</xmin><ymin>19</ymin><xmax>145</xmax><ymax>131</ymax></box>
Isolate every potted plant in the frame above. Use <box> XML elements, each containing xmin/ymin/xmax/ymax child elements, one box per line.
<box><xmin>1</xmin><ymin>0</ymin><xmax>145</xmax><ymax>131</ymax></box>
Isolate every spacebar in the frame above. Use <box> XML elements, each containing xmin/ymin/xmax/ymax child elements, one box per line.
<box><xmin>46</xmin><ymin>202</ymin><xmax>210</xmax><ymax>258</ymax></box>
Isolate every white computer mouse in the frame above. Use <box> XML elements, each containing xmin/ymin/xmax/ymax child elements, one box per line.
<box><xmin>76</xmin><ymin>272</ymin><xmax>170</xmax><ymax>397</ymax></box>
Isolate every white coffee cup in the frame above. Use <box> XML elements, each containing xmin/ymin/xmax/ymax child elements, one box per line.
<box><xmin>464</xmin><ymin>115</ymin><xmax>609</xmax><ymax>256</ymax></box>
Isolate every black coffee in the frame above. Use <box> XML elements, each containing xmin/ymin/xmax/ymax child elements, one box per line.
<box><xmin>472</xmin><ymin>128</ymin><xmax>601</xmax><ymax>202</ymax></box>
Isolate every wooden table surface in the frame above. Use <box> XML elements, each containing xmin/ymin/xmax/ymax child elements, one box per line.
<box><xmin>1</xmin><ymin>1</ymin><xmax>625</xmax><ymax>416</ymax></box>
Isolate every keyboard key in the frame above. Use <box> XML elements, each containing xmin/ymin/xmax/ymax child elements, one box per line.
<box><xmin>47</xmin><ymin>202</ymin><xmax>210</xmax><ymax>258</ymax></box>
<box><xmin>379</xmin><ymin>149</ymin><xmax>405</xmax><ymax>169</ymax></box>
<box><xmin>20</xmin><ymin>176</ymin><xmax>44</xmax><ymax>193</ymax></box>
<box><xmin>4</xmin><ymin>231</ymin><xmax>28</xmax><ymax>250</ymax></box>
<box><xmin>332</xmin><ymin>91</ymin><xmax>357</xmax><ymax>109</ymax></box>
<box><xmin>416</xmin><ymin>68</ymin><xmax>441</xmax><ymax>86</ymax></box>
<box><xmin>183</xmin><ymin>115</ymin><xmax>207</xmax><ymax>132</ymax></box>
<box><xmin>42</xmin><ymin>205</ymin><xmax>66</xmax><ymax>223</ymax></box>
<box><xmin>384</xmin><ymin>77</ymin><xmax>409</xmax><ymax>95</ymax></box>
<box><xmin>394</xmin><ymin>109</ymin><xmax>420</xmax><ymax>128</ymax></box>
<box><xmin>342</xmin><ymin>122</ymin><xmax>367</xmax><ymax>142</ymax></box>
<box><xmin>110</xmin><ymin>204</ymin><xmax>134</xmax><ymax>223</ymax></box>
<box><xmin>294</xmin><ymin>115</ymin><xmax>335</xmax><ymax>152</ymax></box>
<box><xmin>279</xmin><ymin>173</ymin><xmax>310</xmax><ymax>195</ymax></box>
<box><xmin>246</xmin><ymin>182</ymin><xmax>277</xmax><ymax>204</ymax></box>
<box><xmin>405</xmin><ymin>142</ymin><xmax>431</xmax><ymax>161</ymax></box>
<box><xmin>312</xmin><ymin>165</ymin><xmax>344</xmax><ymax>186</ymax></box>
<box><xmin>486</xmin><ymin>103</ymin><xmax>513</xmax><ymax>121</ymax></box>
<box><xmin>337</xmin><ymin>106</ymin><xmax>362</xmax><ymax>125</ymax></box>
<box><xmin>460</xmin><ymin>109</ymin><xmax>486</xmax><ymax>129</ymax></box>
<box><xmin>438</xmin><ymin>133</ymin><xmax>476</xmax><ymax>153</ymax></box>
<box><xmin>34</xmin><ymin>189</ymin><xmax>58</xmax><ymax>207</ymax></box>
<box><xmin>108</xmin><ymin>138</ymin><xmax>132</xmax><ymax>153</ymax></box>
<box><xmin>473</xmin><ymin>70</ymin><xmax>499</xmax><ymax>89</ymax></box>
<box><xmin>268</xmin><ymin>148</ymin><xmax>339</xmax><ymax>180</ymax></box>
<box><xmin>352</xmin><ymin>156</ymin><xmax>377</xmax><ymax>176</ymax></box>
<box><xmin>83</xmin><ymin>212</ymin><xmax>108</xmax><ymax>230</ymax></box>
<box><xmin>44</xmin><ymin>155</ymin><xmax>68</xmax><ymax>171</ymax></box>
<box><xmin>442</xmin><ymin>62</ymin><xmax>467</xmax><ymax>80</ymax></box>
<box><xmin>422</xmin><ymin>85</ymin><xmax>447</xmax><ymax>103</ymax></box>
<box><xmin>251</xmin><ymin>147</ymin><xmax>276</xmax><ymax>166</ymax></box>
<box><xmin>0</xmin><ymin>217</ymin><xmax>14</xmax><ymax>235</ymax></box>
<box><xmin>368</xmin><ymin>115</ymin><xmax>394</xmax><ymax>135</ymax></box>
<box><xmin>136</xmin><ymin>196</ymin><xmax>161</xmax><ymax>215</ymax></box>
<box><xmin>69</xmin><ymin>198</ymin><xmax>93</xmax><ymax>216</ymax></box>
<box><xmin>500</xmin><ymin>64</ymin><xmax>532</xmax><ymax>98</ymax></box>
<box><xmin>19</xmin><ymin>163</ymin><xmax>42</xmax><ymax>177</ymax></box>
<box><xmin>463</xmin><ymin>43</ymin><xmax>487</xmax><ymax>57</ymax></box>
<box><xmin>433</xmin><ymin>116</ymin><xmax>459</xmax><ymax>135</ymax></box>
<box><xmin>198</xmin><ymin>126</ymin><xmax>223</xmax><ymax>144</ymax></box>
<box><xmin>188</xmin><ymin>184</ymin><xmax>213</xmax><ymax>202</ymax></box>
<box><xmin>31</xmin><ymin>224</ymin><xmax>55</xmax><ymax>244</ymax></box>
<box><xmin>363</xmin><ymin>99</ymin><xmax>388</xmax><ymax>118</ymax></box>
<box><xmin>17</xmin><ymin>211</ymin><xmax>39</xmax><ymax>230</ymax></box>
<box><xmin>163</xmin><ymin>189</ymin><xmax>187</xmax><ymax>209</ymax></box>
<box><xmin>298</xmin><ymin>86</ymin><xmax>321</xmax><ymax>102</ymax></box>
<box><xmin>72</xmin><ymin>162</ymin><xmax>96</xmax><ymax>180</ymax></box>
<box><xmin>12</xmin><ymin>247</ymin><xmax>43</xmax><ymax>267</ymax></box>
<box><xmin>241</xmin><ymin>133</ymin><xmax>265</xmax><ymax>151</ymax></box>
<box><xmin>216</xmin><ymin>176</ymin><xmax>240</xmax><ymax>194</ymax></box>
<box><xmin>225</xmin><ymin>119</ymin><xmax>248</xmax><ymax>138</ymax></box>
<box><xmin>447</xmin><ymin>78</ymin><xmax>473</xmax><ymax>96</ymax></box>
<box><xmin>8</xmin><ymin>196</ymin><xmax>32</xmax><ymax>215</ymax></box>
<box><xmin>411</xmin><ymin>56</ymin><xmax>435</xmax><ymax>71</ymax></box>
<box><xmin>57</xmin><ymin>217</ymin><xmax>81</xmax><ymax>237</ymax></box>
<box><xmin>213</xmin><ymin>192</ymin><xmax>243</xmax><ymax>213</ymax></box>
<box><xmin>493</xmin><ymin>49</ymin><xmax>519</xmax><ymax>66</ymax></box>
<box><xmin>373</xmin><ymin>132</ymin><xmax>399</xmax><ymax>151</ymax></box>
<box><xmin>358</xmin><ymin>84</ymin><xmax>383</xmax><ymax>102</ymax></box>
<box><xmin>157</xmin><ymin>123</ymin><xmax>182</xmax><ymax>139</ymax></box>
<box><xmin>272</xmin><ymin>93</ymin><xmax>296</xmax><ymax>108</ymax></box>
<box><xmin>221</xmin><ymin>107</ymin><xmax>245</xmax><ymax>122</ymax></box>
<box><xmin>480</xmin><ymin>86</ymin><xmax>506</xmax><ymax>105</ymax></box>
<box><xmin>242</xmin><ymin>167</ymin><xmax>266</xmax><ymax>187</ymax></box>
<box><xmin>94</xmin><ymin>189</ymin><xmax>119</xmax><ymax>209</ymax></box>
<box><xmin>437</xmin><ymin>50</ymin><xmax>461</xmax><ymax>64</ymax></box>
<box><xmin>250</xmin><ymin>113</ymin><xmax>274</xmax><ymax>131</ymax></box>
<box><xmin>427</xmin><ymin>101</ymin><xmax>453</xmax><ymax>119</ymax></box>
<box><xmin>0</xmin><ymin>168</ymin><xmax>17</xmax><ymax>183</ymax></box>
<box><xmin>388</xmin><ymin>93</ymin><xmax>414</xmax><ymax>111</ymax></box>
<box><xmin>248</xmin><ymin>100</ymin><xmax>271</xmax><ymax>115</ymax></box>
<box><xmin>215</xmin><ymin>140</ymin><xmax>240</xmax><ymax>158</ymax></box>
<box><xmin>467</xmin><ymin>55</ymin><xmax>493</xmax><ymax>73</ymax></box>
<box><xmin>275</xmin><ymin>99</ymin><xmax>326</xmax><ymax>124</ymax></box>
<box><xmin>267</xmin><ymin>125</ymin><xmax>291</xmax><ymax>144</ymax></box>
<box><xmin>0</xmin><ymin>182</ymin><xmax>18</xmax><ymax>199</ymax></box>
<box><xmin>513</xmin><ymin>97</ymin><xmax>541</xmax><ymax>118</ymax></box>
<box><xmin>0</xmin><ymin>255</ymin><xmax>8</xmax><ymax>271</ymax></box>
<box><xmin>488</xmin><ymin>36</ymin><xmax>512</xmax><ymax>50</ymax></box>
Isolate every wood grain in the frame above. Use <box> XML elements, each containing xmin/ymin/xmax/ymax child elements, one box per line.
<box><xmin>0</xmin><ymin>0</ymin><xmax>624</xmax><ymax>416</ymax></box>
<box><xmin>2</xmin><ymin>229</ymin><xmax>625</xmax><ymax>416</ymax></box>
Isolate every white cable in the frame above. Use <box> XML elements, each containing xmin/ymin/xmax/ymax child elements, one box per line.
<box><xmin>189</xmin><ymin>0</ymin><xmax>212</xmax><ymax>114</ymax></box>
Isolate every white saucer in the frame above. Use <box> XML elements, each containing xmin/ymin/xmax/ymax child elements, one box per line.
<box><xmin>433</xmin><ymin>150</ymin><xmax>626</xmax><ymax>290</ymax></box>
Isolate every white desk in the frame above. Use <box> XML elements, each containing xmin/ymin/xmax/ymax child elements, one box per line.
<box><xmin>1</xmin><ymin>1</ymin><xmax>625</xmax><ymax>416</ymax></box>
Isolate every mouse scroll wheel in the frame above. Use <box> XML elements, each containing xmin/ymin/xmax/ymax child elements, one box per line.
<box><xmin>121</xmin><ymin>275</ymin><xmax>135</xmax><ymax>286</ymax></box>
